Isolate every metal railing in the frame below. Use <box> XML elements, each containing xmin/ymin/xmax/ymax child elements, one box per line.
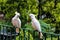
<box><xmin>0</xmin><ymin>24</ymin><xmax>60</xmax><ymax>40</ymax></box>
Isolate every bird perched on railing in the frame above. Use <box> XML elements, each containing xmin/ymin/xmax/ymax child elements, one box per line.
<box><xmin>12</xmin><ymin>11</ymin><xmax>21</xmax><ymax>35</ymax></box>
<box><xmin>29</xmin><ymin>14</ymin><xmax>43</xmax><ymax>39</ymax></box>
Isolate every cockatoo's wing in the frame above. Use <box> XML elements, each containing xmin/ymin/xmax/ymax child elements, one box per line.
<box><xmin>12</xmin><ymin>18</ymin><xmax>21</xmax><ymax>28</ymax></box>
<box><xmin>32</xmin><ymin>20</ymin><xmax>41</xmax><ymax>32</ymax></box>
<box><xmin>17</xmin><ymin>18</ymin><xmax>21</xmax><ymax>28</ymax></box>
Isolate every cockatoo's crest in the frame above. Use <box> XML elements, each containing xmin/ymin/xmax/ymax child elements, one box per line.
<box><xmin>15</xmin><ymin>11</ymin><xmax>20</xmax><ymax>16</ymax></box>
<box><xmin>29</xmin><ymin>14</ymin><xmax>35</xmax><ymax>17</ymax></box>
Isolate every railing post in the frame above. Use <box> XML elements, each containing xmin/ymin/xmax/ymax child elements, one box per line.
<box><xmin>20</xmin><ymin>28</ymin><xmax>22</xmax><ymax>40</ymax></box>
<box><xmin>58</xmin><ymin>36</ymin><xmax>59</xmax><ymax>40</ymax></box>
<box><xmin>3</xmin><ymin>26</ymin><xmax>4</xmax><ymax>40</ymax></box>
<box><xmin>6</xmin><ymin>26</ymin><xmax>8</xmax><ymax>40</ymax></box>
<box><xmin>23</xmin><ymin>29</ymin><xmax>26</xmax><ymax>40</ymax></box>
<box><xmin>10</xmin><ymin>27</ymin><xmax>12</xmax><ymax>40</ymax></box>
<box><xmin>19</xmin><ymin>28</ymin><xmax>20</xmax><ymax>40</ymax></box>
<box><xmin>33</xmin><ymin>30</ymin><xmax>35</xmax><ymax>40</ymax></box>
<box><xmin>14</xmin><ymin>27</ymin><xmax>16</xmax><ymax>40</ymax></box>
<box><xmin>28</xmin><ymin>30</ymin><xmax>30</xmax><ymax>40</ymax></box>
<box><xmin>0</xmin><ymin>25</ymin><xmax>1</xmax><ymax>39</ymax></box>
<box><xmin>44</xmin><ymin>33</ymin><xmax>46</xmax><ymax>40</ymax></box>
<box><xmin>51</xmin><ymin>34</ymin><xmax>53</xmax><ymax>40</ymax></box>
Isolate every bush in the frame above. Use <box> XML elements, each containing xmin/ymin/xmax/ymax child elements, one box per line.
<box><xmin>0</xmin><ymin>0</ymin><xmax>38</xmax><ymax>27</ymax></box>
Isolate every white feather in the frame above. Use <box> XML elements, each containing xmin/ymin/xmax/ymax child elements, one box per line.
<box><xmin>12</xmin><ymin>12</ymin><xmax>21</xmax><ymax>28</ymax></box>
<box><xmin>29</xmin><ymin>14</ymin><xmax>41</xmax><ymax>32</ymax></box>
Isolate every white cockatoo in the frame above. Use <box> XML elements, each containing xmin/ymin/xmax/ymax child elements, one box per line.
<box><xmin>29</xmin><ymin>14</ymin><xmax>43</xmax><ymax>39</ymax></box>
<box><xmin>12</xmin><ymin>11</ymin><xmax>21</xmax><ymax>34</ymax></box>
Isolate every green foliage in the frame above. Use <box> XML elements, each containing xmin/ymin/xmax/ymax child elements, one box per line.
<box><xmin>41</xmin><ymin>0</ymin><xmax>60</xmax><ymax>32</ymax></box>
<box><xmin>16</xmin><ymin>29</ymin><xmax>33</xmax><ymax>40</ymax></box>
<box><xmin>0</xmin><ymin>0</ymin><xmax>38</xmax><ymax>27</ymax></box>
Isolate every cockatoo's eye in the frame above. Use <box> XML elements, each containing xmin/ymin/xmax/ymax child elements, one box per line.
<box><xmin>17</xmin><ymin>14</ymin><xmax>20</xmax><ymax>17</ymax></box>
<box><xmin>29</xmin><ymin>15</ymin><xmax>33</xmax><ymax>18</ymax></box>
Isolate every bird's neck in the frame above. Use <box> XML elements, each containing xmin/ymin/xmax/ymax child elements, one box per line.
<box><xmin>31</xmin><ymin>17</ymin><xmax>36</xmax><ymax>21</ymax></box>
<box><xmin>14</xmin><ymin>15</ymin><xmax>19</xmax><ymax>18</ymax></box>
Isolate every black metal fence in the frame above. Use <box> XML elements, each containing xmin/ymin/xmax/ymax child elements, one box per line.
<box><xmin>0</xmin><ymin>24</ymin><xmax>60</xmax><ymax>40</ymax></box>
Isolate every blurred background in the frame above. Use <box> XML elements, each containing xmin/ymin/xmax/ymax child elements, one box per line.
<box><xmin>0</xmin><ymin>0</ymin><xmax>60</xmax><ymax>40</ymax></box>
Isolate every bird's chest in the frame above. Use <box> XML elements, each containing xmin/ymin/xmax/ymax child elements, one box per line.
<box><xmin>32</xmin><ymin>21</ymin><xmax>37</xmax><ymax>30</ymax></box>
<box><xmin>12</xmin><ymin>18</ymin><xmax>21</xmax><ymax>24</ymax></box>
<box><xmin>32</xmin><ymin>20</ymin><xmax>37</xmax><ymax>24</ymax></box>
<box><xmin>17</xmin><ymin>19</ymin><xmax>21</xmax><ymax>23</ymax></box>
